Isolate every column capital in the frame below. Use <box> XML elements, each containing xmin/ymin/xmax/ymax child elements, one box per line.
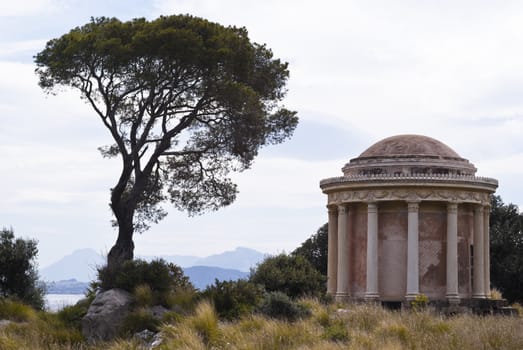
<box><xmin>447</xmin><ymin>202</ymin><xmax>458</xmax><ymax>213</ymax></box>
<box><xmin>407</xmin><ymin>201</ymin><xmax>420</xmax><ymax>212</ymax></box>
<box><xmin>474</xmin><ymin>205</ymin><xmax>484</xmax><ymax>215</ymax></box>
<box><xmin>338</xmin><ymin>204</ymin><xmax>347</xmax><ymax>214</ymax></box>
<box><xmin>367</xmin><ymin>202</ymin><xmax>378</xmax><ymax>212</ymax></box>
<box><xmin>327</xmin><ymin>206</ymin><xmax>338</xmax><ymax>214</ymax></box>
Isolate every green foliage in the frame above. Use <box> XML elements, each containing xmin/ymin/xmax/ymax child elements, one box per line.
<box><xmin>35</xmin><ymin>15</ymin><xmax>298</xmax><ymax>266</ymax></box>
<box><xmin>410</xmin><ymin>293</ymin><xmax>429</xmax><ymax>311</ymax></box>
<box><xmin>0</xmin><ymin>298</ymin><xmax>37</xmax><ymax>322</ymax></box>
<box><xmin>489</xmin><ymin>195</ymin><xmax>523</xmax><ymax>302</ymax></box>
<box><xmin>133</xmin><ymin>284</ymin><xmax>153</xmax><ymax>307</ymax></box>
<box><xmin>188</xmin><ymin>301</ymin><xmax>222</xmax><ymax>346</ymax></box>
<box><xmin>0</xmin><ymin>228</ymin><xmax>46</xmax><ymax>310</ymax></box>
<box><xmin>56</xmin><ymin>298</ymin><xmax>92</xmax><ymax>330</ymax></box>
<box><xmin>293</xmin><ymin>223</ymin><xmax>328</xmax><ymax>275</ymax></box>
<box><xmin>322</xmin><ymin>318</ymin><xmax>350</xmax><ymax>342</ymax></box>
<box><xmin>202</xmin><ymin>279</ymin><xmax>264</xmax><ymax>320</ymax></box>
<box><xmin>121</xmin><ymin>308</ymin><xmax>160</xmax><ymax>335</ymax></box>
<box><xmin>250</xmin><ymin>254</ymin><xmax>327</xmax><ymax>298</ymax></box>
<box><xmin>258</xmin><ymin>291</ymin><xmax>311</xmax><ymax>321</ymax></box>
<box><xmin>95</xmin><ymin>258</ymin><xmax>195</xmax><ymax>307</ymax></box>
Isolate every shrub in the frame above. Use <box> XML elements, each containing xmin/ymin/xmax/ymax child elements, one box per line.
<box><xmin>202</xmin><ymin>279</ymin><xmax>264</xmax><ymax>320</ymax></box>
<box><xmin>0</xmin><ymin>298</ymin><xmax>37</xmax><ymax>322</ymax></box>
<box><xmin>250</xmin><ymin>254</ymin><xmax>326</xmax><ymax>298</ymax></box>
<box><xmin>0</xmin><ymin>228</ymin><xmax>46</xmax><ymax>309</ymax></box>
<box><xmin>95</xmin><ymin>258</ymin><xmax>196</xmax><ymax>308</ymax></box>
<box><xmin>189</xmin><ymin>301</ymin><xmax>222</xmax><ymax>346</ymax></box>
<box><xmin>121</xmin><ymin>308</ymin><xmax>160</xmax><ymax>335</ymax></box>
<box><xmin>258</xmin><ymin>291</ymin><xmax>311</xmax><ymax>321</ymax></box>
<box><xmin>410</xmin><ymin>293</ymin><xmax>429</xmax><ymax>311</ymax></box>
<box><xmin>134</xmin><ymin>284</ymin><xmax>153</xmax><ymax>307</ymax></box>
<box><xmin>323</xmin><ymin>318</ymin><xmax>350</xmax><ymax>342</ymax></box>
<box><xmin>56</xmin><ymin>298</ymin><xmax>92</xmax><ymax>330</ymax></box>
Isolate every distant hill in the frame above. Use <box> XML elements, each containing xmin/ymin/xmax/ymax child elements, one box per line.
<box><xmin>40</xmin><ymin>247</ymin><xmax>266</xmax><ymax>290</ymax></box>
<box><xmin>184</xmin><ymin>266</ymin><xmax>249</xmax><ymax>290</ymax></box>
<box><xmin>40</xmin><ymin>249</ymin><xmax>104</xmax><ymax>282</ymax></box>
<box><xmin>46</xmin><ymin>265</ymin><xmax>250</xmax><ymax>293</ymax></box>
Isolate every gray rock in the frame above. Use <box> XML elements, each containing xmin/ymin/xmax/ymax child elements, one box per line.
<box><xmin>81</xmin><ymin>288</ymin><xmax>134</xmax><ymax>342</ymax></box>
<box><xmin>0</xmin><ymin>320</ymin><xmax>13</xmax><ymax>328</ymax></box>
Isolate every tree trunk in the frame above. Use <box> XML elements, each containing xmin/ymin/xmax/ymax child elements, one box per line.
<box><xmin>107</xmin><ymin>206</ymin><xmax>135</xmax><ymax>269</ymax></box>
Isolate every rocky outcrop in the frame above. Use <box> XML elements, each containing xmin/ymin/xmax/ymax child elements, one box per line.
<box><xmin>81</xmin><ymin>289</ymin><xmax>133</xmax><ymax>342</ymax></box>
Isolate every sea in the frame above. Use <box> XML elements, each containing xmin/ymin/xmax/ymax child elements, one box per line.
<box><xmin>45</xmin><ymin>294</ymin><xmax>85</xmax><ymax>312</ymax></box>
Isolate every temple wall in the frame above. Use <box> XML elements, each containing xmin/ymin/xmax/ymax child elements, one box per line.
<box><xmin>419</xmin><ymin>202</ymin><xmax>446</xmax><ymax>299</ymax></box>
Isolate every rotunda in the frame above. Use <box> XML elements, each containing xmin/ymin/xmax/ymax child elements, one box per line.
<box><xmin>320</xmin><ymin>135</ymin><xmax>498</xmax><ymax>305</ymax></box>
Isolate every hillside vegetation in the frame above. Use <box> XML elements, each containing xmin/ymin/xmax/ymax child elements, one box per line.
<box><xmin>1</xmin><ymin>298</ymin><xmax>522</xmax><ymax>349</ymax></box>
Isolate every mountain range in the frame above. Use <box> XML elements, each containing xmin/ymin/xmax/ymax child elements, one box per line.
<box><xmin>41</xmin><ymin>247</ymin><xmax>267</xmax><ymax>292</ymax></box>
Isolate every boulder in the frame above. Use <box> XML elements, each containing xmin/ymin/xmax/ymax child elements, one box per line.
<box><xmin>81</xmin><ymin>288</ymin><xmax>134</xmax><ymax>342</ymax></box>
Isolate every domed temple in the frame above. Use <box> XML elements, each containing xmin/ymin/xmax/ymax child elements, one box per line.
<box><xmin>320</xmin><ymin>135</ymin><xmax>498</xmax><ymax>305</ymax></box>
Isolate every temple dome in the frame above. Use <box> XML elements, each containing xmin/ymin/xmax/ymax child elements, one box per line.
<box><xmin>343</xmin><ymin>134</ymin><xmax>476</xmax><ymax>176</ymax></box>
<box><xmin>359</xmin><ymin>135</ymin><xmax>461</xmax><ymax>159</ymax></box>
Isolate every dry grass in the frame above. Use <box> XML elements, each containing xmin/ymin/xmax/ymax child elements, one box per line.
<box><xmin>1</xmin><ymin>298</ymin><xmax>523</xmax><ymax>349</ymax></box>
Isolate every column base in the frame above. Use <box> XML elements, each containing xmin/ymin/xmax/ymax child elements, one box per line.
<box><xmin>364</xmin><ymin>293</ymin><xmax>380</xmax><ymax>302</ymax></box>
<box><xmin>335</xmin><ymin>293</ymin><xmax>350</xmax><ymax>302</ymax></box>
<box><xmin>446</xmin><ymin>294</ymin><xmax>460</xmax><ymax>305</ymax></box>
<box><xmin>405</xmin><ymin>293</ymin><xmax>419</xmax><ymax>302</ymax></box>
<box><xmin>472</xmin><ymin>294</ymin><xmax>486</xmax><ymax>299</ymax></box>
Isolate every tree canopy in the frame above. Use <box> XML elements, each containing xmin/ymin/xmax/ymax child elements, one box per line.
<box><xmin>489</xmin><ymin>195</ymin><xmax>523</xmax><ymax>302</ymax></box>
<box><xmin>292</xmin><ymin>223</ymin><xmax>328</xmax><ymax>275</ymax></box>
<box><xmin>250</xmin><ymin>254</ymin><xmax>326</xmax><ymax>298</ymax></box>
<box><xmin>35</xmin><ymin>15</ymin><xmax>298</xmax><ymax>266</ymax></box>
<box><xmin>0</xmin><ymin>228</ymin><xmax>45</xmax><ymax>309</ymax></box>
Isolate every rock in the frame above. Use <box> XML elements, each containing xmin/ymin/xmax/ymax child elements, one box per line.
<box><xmin>0</xmin><ymin>320</ymin><xmax>13</xmax><ymax>328</ymax></box>
<box><xmin>134</xmin><ymin>329</ymin><xmax>163</xmax><ymax>349</ymax></box>
<box><xmin>148</xmin><ymin>305</ymin><xmax>169</xmax><ymax>320</ymax></box>
<box><xmin>81</xmin><ymin>288</ymin><xmax>134</xmax><ymax>342</ymax></box>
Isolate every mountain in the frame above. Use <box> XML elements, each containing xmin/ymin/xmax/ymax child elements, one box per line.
<box><xmin>183</xmin><ymin>266</ymin><xmax>249</xmax><ymax>290</ymax></box>
<box><xmin>45</xmin><ymin>266</ymin><xmax>249</xmax><ymax>293</ymax></box>
<box><xmin>40</xmin><ymin>248</ymin><xmax>105</xmax><ymax>282</ymax></box>
<box><xmin>191</xmin><ymin>247</ymin><xmax>266</xmax><ymax>272</ymax></box>
<box><xmin>40</xmin><ymin>247</ymin><xmax>266</xmax><ymax>287</ymax></box>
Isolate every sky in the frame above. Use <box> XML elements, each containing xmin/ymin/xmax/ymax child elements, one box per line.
<box><xmin>1</xmin><ymin>0</ymin><xmax>522</xmax><ymax>268</ymax></box>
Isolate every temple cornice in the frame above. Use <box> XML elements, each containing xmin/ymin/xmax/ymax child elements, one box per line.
<box><xmin>320</xmin><ymin>174</ymin><xmax>498</xmax><ymax>193</ymax></box>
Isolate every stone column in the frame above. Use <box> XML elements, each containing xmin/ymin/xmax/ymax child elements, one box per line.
<box><xmin>336</xmin><ymin>204</ymin><xmax>350</xmax><ymax>300</ymax></box>
<box><xmin>406</xmin><ymin>201</ymin><xmax>420</xmax><ymax>301</ymax></box>
<box><xmin>327</xmin><ymin>206</ymin><xmax>338</xmax><ymax>296</ymax></box>
<box><xmin>365</xmin><ymin>202</ymin><xmax>379</xmax><ymax>301</ymax></box>
<box><xmin>473</xmin><ymin>205</ymin><xmax>486</xmax><ymax>299</ymax></box>
<box><xmin>446</xmin><ymin>202</ymin><xmax>460</xmax><ymax>304</ymax></box>
<box><xmin>483</xmin><ymin>205</ymin><xmax>491</xmax><ymax>298</ymax></box>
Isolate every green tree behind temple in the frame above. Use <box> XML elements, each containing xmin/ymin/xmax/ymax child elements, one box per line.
<box><xmin>489</xmin><ymin>195</ymin><xmax>523</xmax><ymax>302</ymax></box>
<box><xmin>292</xmin><ymin>223</ymin><xmax>328</xmax><ymax>275</ymax></box>
<box><xmin>0</xmin><ymin>228</ymin><xmax>45</xmax><ymax>309</ymax></box>
<box><xmin>250</xmin><ymin>254</ymin><xmax>326</xmax><ymax>298</ymax></box>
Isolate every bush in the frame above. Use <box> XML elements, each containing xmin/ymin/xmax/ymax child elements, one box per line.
<box><xmin>0</xmin><ymin>298</ymin><xmax>37</xmax><ymax>322</ymax></box>
<box><xmin>95</xmin><ymin>258</ymin><xmax>196</xmax><ymax>307</ymax></box>
<box><xmin>121</xmin><ymin>308</ymin><xmax>161</xmax><ymax>335</ymax></box>
<box><xmin>56</xmin><ymin>297</ymin><xmax>92</xmax><ymax>330</ymax></box>
<box><xmin>0</xmin><ymin>228</ymin><xmax>46</xmax><ymax>309</ymax></box>
<box><xmin>250</xmin><ymin>254</ymin><xmax>326</xmax><ymax>298</ymax></box>
<box><xmin>202</xmin><ymin>279</ymin><xmax>264</xmax><ymax>320</ymax></box>
<box><xmin>258</xmin><ymin>291</ymin><xmax>311</xmax><ymax>321</ymax></box>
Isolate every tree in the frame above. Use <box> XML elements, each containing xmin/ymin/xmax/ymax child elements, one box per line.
<box><xmin>250</xmin><ymin>254</ymin><xmax>326</xmax><ymax>298</ymax></box>
<box><xmin>35</xmin><ymin>15</ymin><xmax>298</xmax><ymax>267</ymax></box>
<box><xmin>292</xmin><ymin>223</ymin><xmax>328</xmax><ymax>275</ymax></box>
<box><xmin>489</xmin><ymin>195</ymin><xmax>523</xmax><ymax>302</ymax></box>
<box><xmin>0</xmin><ymin>228</ymin><xmax>46</xmax><ymax>309</ymax></box>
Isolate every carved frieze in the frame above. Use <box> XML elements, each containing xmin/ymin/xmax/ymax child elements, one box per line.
<box><xmin>327</xmin><ymin>187</ymin><xmax>490</xmax><ymax>206</ymax></box>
